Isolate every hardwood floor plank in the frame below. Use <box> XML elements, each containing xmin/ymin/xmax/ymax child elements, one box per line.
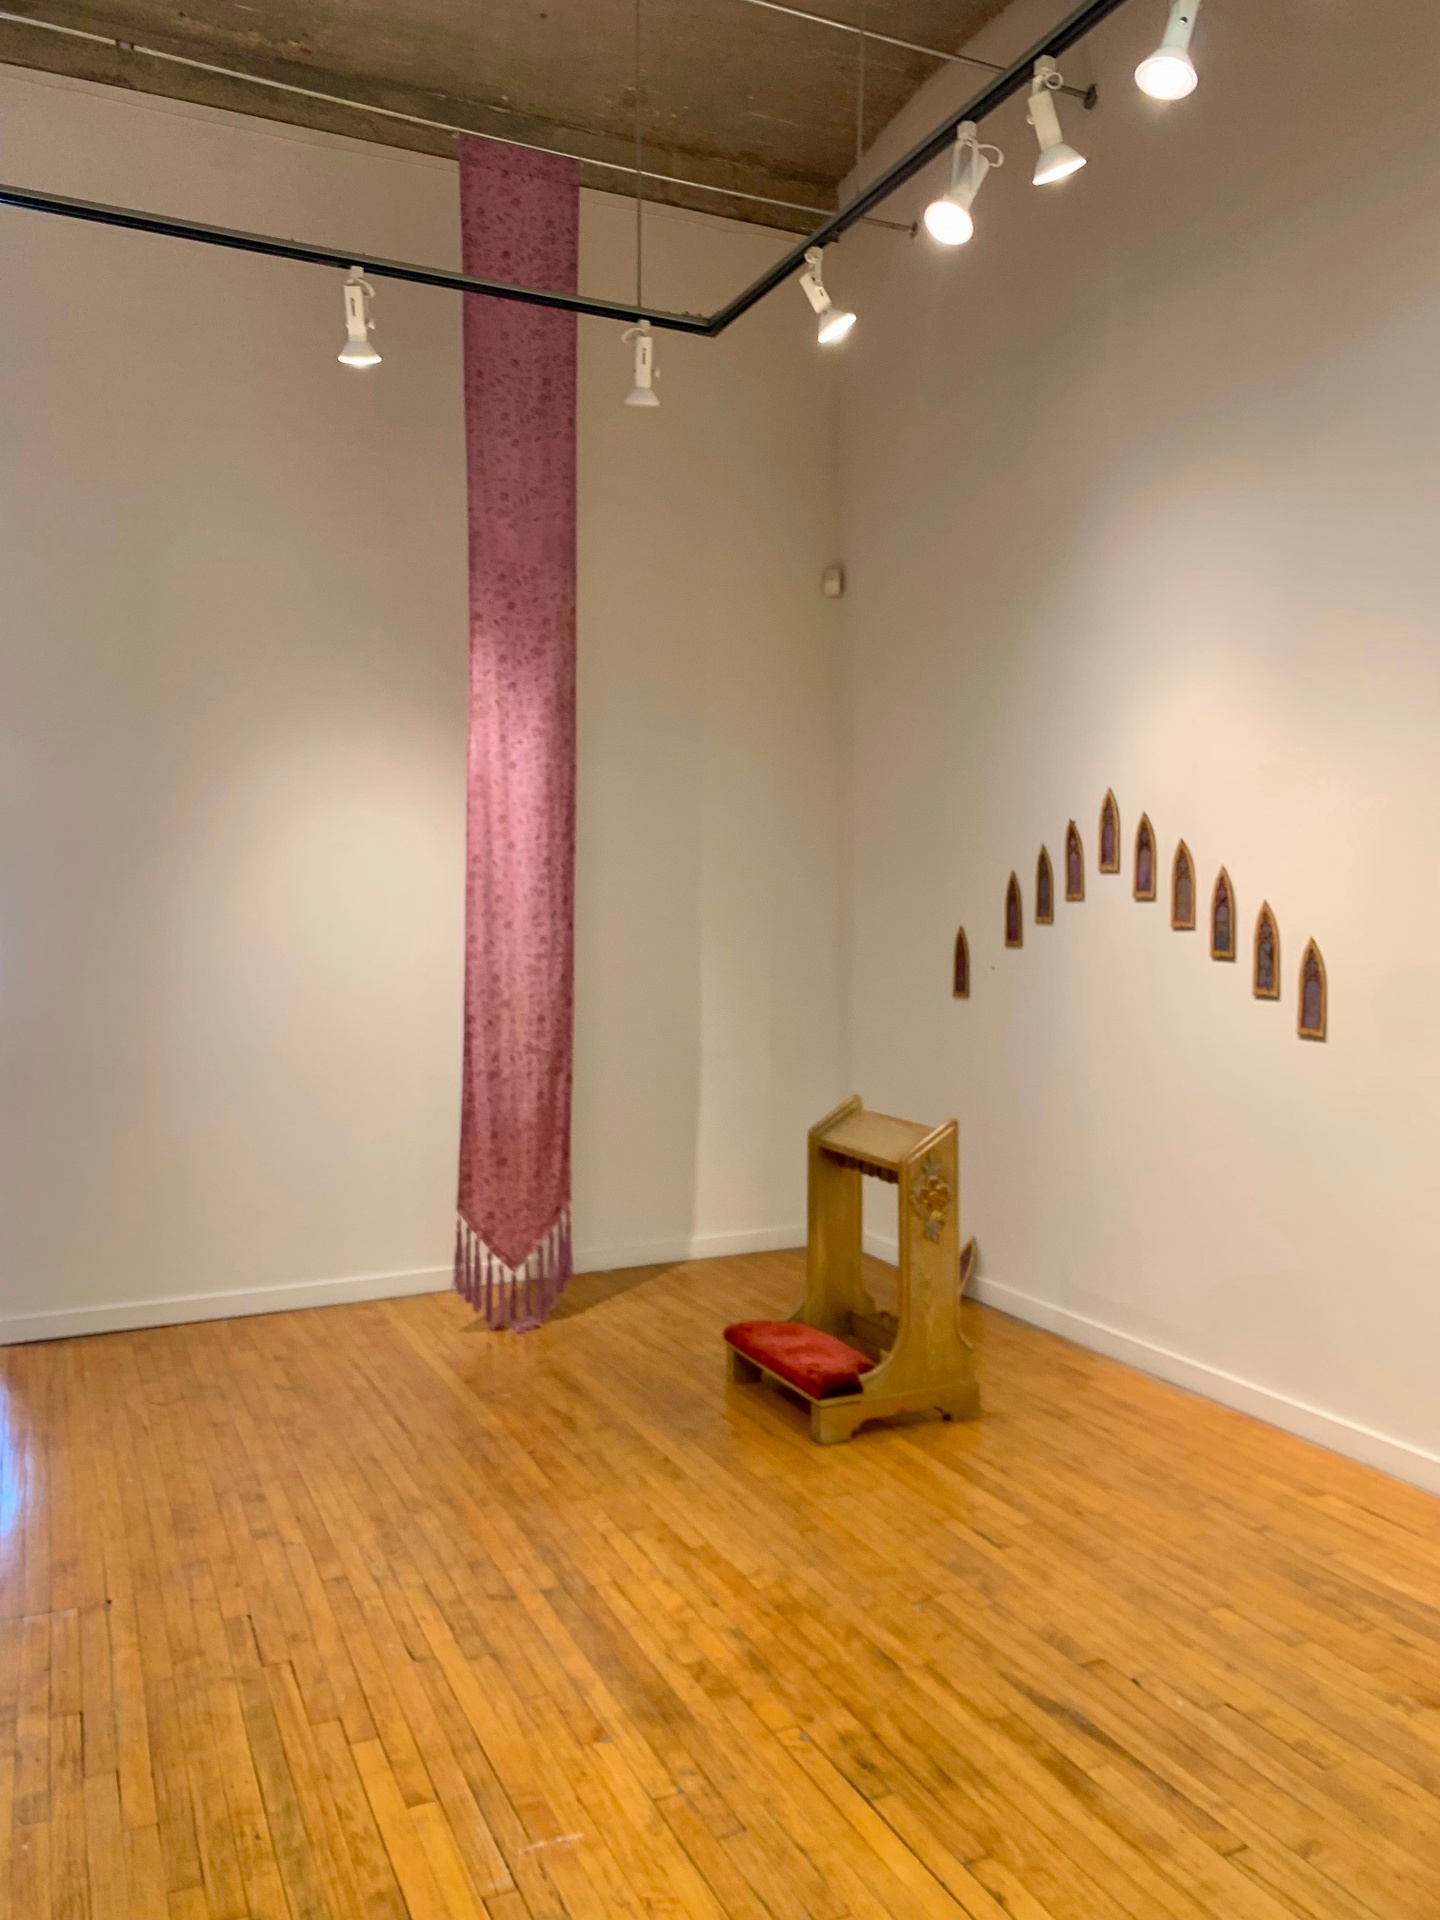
<box><xmin>80</xmin><ymin>1770</ymin><xmax>125</xmax><ymax>1920</ymax></box>
<box><xmin>352</xmin><ymin>1737</ymin><xmax>453</xmax><ymax>1920</ymax></box>
<box><xmin>50</xmin><ymin>1712</ymin><xmax>89</xmax><ymax>1920</ymax></box>
<box><xmin>0</xmin><ymin>1751</ymin><xmax>14</xmax><ymax>1920</ymax></box>
<box><xmin>13</xmin><ymin>1617</ymin><xmax>52</xmax><ymax>1828</ymax></box>
<box><xmin>310</xmin><ymin>1719</ymin><xmax>410</xmax><ymax>1920</ymax></box>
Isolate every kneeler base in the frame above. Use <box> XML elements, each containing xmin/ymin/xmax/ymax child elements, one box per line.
<box><xmin>726</xmin><ymin>1344</ymin><xmax>978</xmax><ymax>1445</ymax></box>
<box><xmin>724</xmin><ymin>1096</ymin><xmax>980</xmax><ymax>1444</ymax></box>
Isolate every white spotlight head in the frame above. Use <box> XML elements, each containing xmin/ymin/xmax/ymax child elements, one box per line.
<box><xmin>799</xmin><ymin>248</ymin><xmax>857</xmax><ymax>346</ymax></box>
<box><xmin>338</xmin><ymin>267</ymin><xmax>380</xmax><ymax>368</ymax></box>
<box><xmin>1028</xmin><ymin>57</ymin><xmax>1087</xmax><ymax>185</ymax></box>
<box><xmin>624</xmin><ymin>320</ymin><xmax>661</xmax><ymax>407</ymax></box>
<box><xmin>1136</xmin><ymin>0</ymin><xmax>1200</xmax><ymax>99</ymax></box>
<box><xmin>923</xmin><ymin>123</ymin><xmax>1002</xmax><ymax>247</ymax></box>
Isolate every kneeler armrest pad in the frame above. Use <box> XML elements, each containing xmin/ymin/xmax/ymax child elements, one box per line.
<box><xmin>724</xmin><ymin>1320</ymin><xmax>875</xmax><ymax>1399</ymax></box>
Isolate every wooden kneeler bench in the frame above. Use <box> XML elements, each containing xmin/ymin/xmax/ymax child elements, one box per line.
<box><xmin>725</xmin><ymin>1096</ymin><xmax>980</xmax><ymax>1444</ymax></box>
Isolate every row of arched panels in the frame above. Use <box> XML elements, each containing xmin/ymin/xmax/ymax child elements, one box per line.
<box><xmin>952</xmin><ymin>791</ymin><xmax>1327</xmax><ymax>1040</ymax></box>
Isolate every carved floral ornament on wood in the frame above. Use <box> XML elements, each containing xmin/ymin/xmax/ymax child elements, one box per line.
<box><xmin>954</xmin><ymin>793</ymin><xmax>1329</xmax><ymax>1040</ymax></box>
<box><xmin>909</xmin><ymin>1155</ymin><xmax>954</xmax><ymax>1244</ymax></box>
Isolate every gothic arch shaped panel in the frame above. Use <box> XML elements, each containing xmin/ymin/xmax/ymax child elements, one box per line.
<box><xmin>1133</xmin><ymin>814</ymin><xmax>1157</xmax><ymax>901</ymax></box>
<box><xmin>1298</xmin><ymin>940</ymin><xmax>1327</xmax><ymax>1041</ymax></box>
<box><xmin>1211</xmin><ymin>868</ymin><xmax>1236</xmax><ymax>961</ymax></box>
<box><xmin>1005</xmin><ymin>874</ymin><xmax>1023</xmax><ymax>950</ymax></box>
<box><xmin>1099</xmin><ymin>790</ymin><xmax>1120</xmax><ymax>874</ymax></box>
<box><xmin>1253</xmin><ymin>904</ymin><xmax>1279</xmax><ymax>1000</ymax></box>
<box><xmin>953</xmin><ymin>928</ymin><xmax>970</xmax><ymax>999</ymax></box>
<box><xmin>1036</xmin><ymin>847</ymin><xmax>1054</xmax><ymax>925</ymax></box>
<box><xmin>1171</xmin><ymin>841</ymin><xmax>1195</xmax><ymax>930</ymax></box>
<box><xmin>1064</xmin><ymin>822</ymin><xmax>1084</xmax><ymax>902</ymax></box>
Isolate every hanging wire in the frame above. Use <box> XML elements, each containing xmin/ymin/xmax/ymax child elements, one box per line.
<box><xmin>855</xmin><ymin>0</ymin><xmax>866</xmax><ymax>173</ymax></box>
<box><xmin>634</xmin><ymin>0</ymin><xmax>644</xmax><ymax>312</ymax></box>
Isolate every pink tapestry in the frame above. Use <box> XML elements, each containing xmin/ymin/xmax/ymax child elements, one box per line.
<box><xmin>454</xmin><ymin>138</ymin><xmax>578</xmax><ymax>1329</ymax></box>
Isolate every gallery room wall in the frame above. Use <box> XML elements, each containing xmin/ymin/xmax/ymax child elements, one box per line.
<box><xmin>838</xmin><ymin>0</ymin><xmax>1440</xmax><ymax>1485</ymax></box>
<box><xmin>0</xmin><ymin>66</ymin><xmax>844</xmax><ymax>1339</ymax></box>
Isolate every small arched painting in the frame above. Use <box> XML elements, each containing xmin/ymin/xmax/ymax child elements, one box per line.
<box><xmin>1172</xmin><ymin>841</ymin><xmax>1195</xmax><ymax>930</ymax></box>
<box><xmin>1036</xmin><ymin>847</ymin><xmax>1054</xmax><ymax>925</ymax></box>
<box><xmin>1005</xmin><ymin>874</ymin><xmax>1023</xmax><ymax>949</ymax></box>
<box><xmin>1253</xmin><ymin>904</ymin><xmax>1279</xmax><ymax>1000</ymax></box>
<box><xmin>1134</xmin><ymin>814</ymin><xmax>1157</xmax><ymax>901</ymax></box>
<box><xmin>953</xmin><ymin>928</ymin><xmax>970</xmax><ymax>999</ymax></box>
<box><xmin>1211</xmin><ymin>868</ymin><xmax>1236</xmax><ymax>961</ymax></box>
<box><xmin>1099</xmin><ymin>791</ymin><xmax>1120</xmax><ymax>874</ymax></box>
<box><xmin>1298</xmin><ymin>940</ymin><xmax>1327</xmax><ymax>1040</ymax></box>
<box><xmin>1065</xmin><ymin>822</ymin><xmax>1084</xmax><ymax>902</ymax></box>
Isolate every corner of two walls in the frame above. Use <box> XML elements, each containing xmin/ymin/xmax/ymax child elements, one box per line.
<box><xmin>833</xmin><ymin>0</ymin><xmax>1440</xmax><ymax>1489</ymax></box>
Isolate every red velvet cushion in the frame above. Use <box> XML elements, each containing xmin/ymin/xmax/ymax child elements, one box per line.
<box><xmin>724</xmin><ymin>1320</ymin><xmax>874</xmax><ymax>1399</ymax></box>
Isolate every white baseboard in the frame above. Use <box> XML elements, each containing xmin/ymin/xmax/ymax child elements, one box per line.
<box><xmin>575</xmin><ymin>1223</ymin><xmax>805</xmax><ymax>1275</ymax></box>
<box><xmin>973</xmin><ymin>1277</ymin><xmax>1440</xmax><ymax>1497</ymax></box>
<box><xmin>860</xmin><ymin>1230</ymin><xmax>1440</xmax><ymax>1497</ymax></box>
<box><xmin>0</xmin><ymin>1264</ymin><xmax>451</xmax><ymax>1346</ymax></box>
<box><xmin>0</xmin><ymin>1227</ymin><xmax>807</xmax><ymax>1346</ymax></box>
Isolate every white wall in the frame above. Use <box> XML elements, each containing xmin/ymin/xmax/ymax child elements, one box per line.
<box><xmin>0</xmin><ymin>66</ymin><xmax>844</xmax><ymax>1340</ymax></box>
<box><xmin>574</xmin><ymin>202</ymin><xmax>845</xmax><ymax>1271</ymax></box>
<box><xmin>836</xmin><ymin>0</ymin><xmax>1440</xmax><ymax>1487</ymax></box>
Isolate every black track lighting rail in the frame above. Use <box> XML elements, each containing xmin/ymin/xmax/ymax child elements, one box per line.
<box><xmin>706</xmin><ymin>0</ymin><xmax>1135</xmax><ymax>334</ymax></box>
<box><xmin>0</xmin><ymin>181</ymin><xmax>716</xmax><ymax>333</ymax></box>
<box><xmin>0</xmin><ymin>0</ymin><xmax>1138</xmax><ymax>340</ymax></box>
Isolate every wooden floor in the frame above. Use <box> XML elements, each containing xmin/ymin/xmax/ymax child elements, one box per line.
<box><xmin>2</xmin><ymin>1252</ymin><xmax>1439</xmax><ymax>1920</ymax></box>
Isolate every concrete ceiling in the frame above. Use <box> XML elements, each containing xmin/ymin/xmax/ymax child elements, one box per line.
<box><xmin>0</xmin><ymin>0</ymin><xmax>1015</xmax><ymax>229</ymax></box>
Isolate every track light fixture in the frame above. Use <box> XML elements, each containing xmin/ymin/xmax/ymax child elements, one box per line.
<box><xmin>1136</xmin><ymin>0</ymin><xmax>1200</xmax><ymax>100</ymax></box>
<box><xmin>799</xmin><ymin>248</ymin><xmax>857</xmax><ymax>345</ymax></box>
<box><xmin>337</xmin><ymin>267</ymin><xmax>380</xmax><ymax>368</ymax></box>
<box><xmin>1028</xmin><ymin>58</ymin><xmax>1087</xmax><ymax>185</ymax></box>
<box><xmin>623</xmin><ymin>320</ymin><xmax>661</xmax><ymax>407</ymax></box>
<box><xmin>923</xmin><ymin>123</ymin><xmax>1003</xmax><ymax>247</ymax></box>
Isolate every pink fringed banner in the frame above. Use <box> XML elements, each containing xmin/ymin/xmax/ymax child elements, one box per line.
<box><xmin>454</xmin><ymin>138</ymin><xmax>578</xmax><ymax>1330</ymax></box>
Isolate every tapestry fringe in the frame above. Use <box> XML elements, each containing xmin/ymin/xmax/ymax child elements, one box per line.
<box><xmin>453</xmin><ymin>1208</ymin><xmax>572</xmax><ymax>1331</ymax></box>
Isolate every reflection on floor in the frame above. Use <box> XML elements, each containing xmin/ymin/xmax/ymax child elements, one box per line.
<box><xmin>2</xmin><ymin>1249</ymin><xmax>1438</xmax><ymax>1919</ymax></box>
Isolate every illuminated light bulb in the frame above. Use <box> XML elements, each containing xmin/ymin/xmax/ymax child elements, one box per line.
<box><xmin>624</xmin><ymin>320</ymin><xmax>660</xmax><ymax>407</ymax></box>
<box><xmin>924</xmin><ymin>197</ymin><xmax>974</xmax><ymax>247</ymax></box>
<box><xmin>923</xmin><ymin>123</ymin><xmax>1002</xmax><ymax>247</ymax></box>
<box><xmin>338</xmin><ymin>267</ymin><xmax>380</xmax><ymax>368</ymax></box>
<box><xmin>1028</xmin><ymin>58</ymin><xmax>1087</xmax><ymax>185</ymax></box>
<box><xmin>798</xmin><ymin>247</ymin><xmax>857</xmax><ymax>346</ymax></box>
<box><xmin>1136</xmin><ymin>0</ymin><xmax>1200</xmax><ymax>99</ymax></box>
